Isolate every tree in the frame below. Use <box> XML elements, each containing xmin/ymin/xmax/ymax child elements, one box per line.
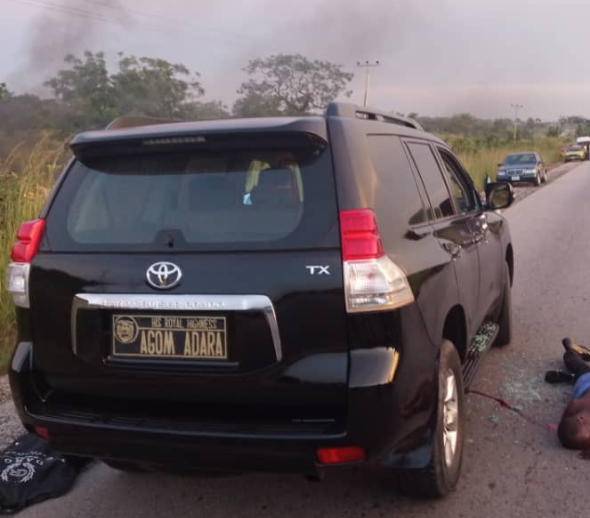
<box><xmin>45</xmin><ymin>51</ymin><xmax>115</xmax><ymax>130</ymax></box>
<box><xmin>112</xmin><ymin>54</ymin><xmax>204</xmax><ymax>119</ymax></box>
<box><xmin>232</xmin><ymin>91</ymin><xmax>282</xmax><ymax>118</ymax></box>
<box><xmin>0</xmin><ymin>83</ymin><xmax>10</xmax><ymax>101</ymax></box>
<box><xmin>45</xmin><ymin>51</ymin><xmax>211</xmax><ymax>129</ymax></box>
<box><xmin>237</xmin><ymin>54</ymin><xmax>353</xmax><ymax>116</ymax></box>
<box><xmin>183</xmin><ymin>100</ymin><xmax>231</xmax><ymax>120</ymax></box>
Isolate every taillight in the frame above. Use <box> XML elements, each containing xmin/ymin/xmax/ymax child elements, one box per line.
<box><xmin>340</xmin><ymin>209</ymin><xmax>414</xmax><ymax>313</ymax></box>
<box><xmin>317</xmin><ymin>446</ymin><xmax>366</xmax><ymax>465</ymax></box>
<box><xmin>339</xmin><ymin>209</ymin><xmax>383</xmax><ymax>261</ymax></box>
<box><xmin>11</xmin><ymin>219</ymin><xmax>46</xmax><ymax>263</ymax></box>
<box><xmin>33</xmin><ymin>426</ymin><xmax>50</xmax><ymax>440</ymax></box>
<box><xmin>6</xmin><ymin>218</ymin><xmax>45</xmax><ymax>308</ymax></box>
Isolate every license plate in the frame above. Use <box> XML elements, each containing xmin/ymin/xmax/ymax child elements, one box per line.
<box><xmin>112</xmin><ymin>315</ymin><xmax>228</xmax><ymax>361</ymax></box>
<box><xmin>512</xmin><ymin>176</ymin><xmax>520</xmax><ymax>181</ymax></box>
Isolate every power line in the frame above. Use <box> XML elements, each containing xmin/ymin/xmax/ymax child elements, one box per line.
<box><xmin>10</xmin><ymin>0</ymin><xmax>250</xmax><ymax>46</ymax></box>
<box><xmin>72</xmin><ymin>0</ymin><xmax>191</xmax><ymax>27</ymax></box>
<box><xmin>10</xmin><ymin>0</ymin><xmax>138</xmax><ymax>27</ymax></box>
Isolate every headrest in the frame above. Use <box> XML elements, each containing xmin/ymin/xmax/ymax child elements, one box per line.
<box><xmin>250</xmin><ymin>168</ymin><xmax>298</xmax><ymax>206</ymax></box>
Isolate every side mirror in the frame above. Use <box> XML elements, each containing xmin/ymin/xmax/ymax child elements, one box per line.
<box><xmin>485</xmin><ymin>182</ymin><xmax>514</xmax><ymax>211</ymax></box>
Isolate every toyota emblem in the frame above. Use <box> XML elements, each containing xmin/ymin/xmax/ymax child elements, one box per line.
<box><xmin>146</xmin><ymin>262</ymin><xmax>182</xmax><ymax>290</ymax></box>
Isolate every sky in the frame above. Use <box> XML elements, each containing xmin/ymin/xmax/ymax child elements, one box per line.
<box><xmin>1</xmin><ymin>0</ymin><xmax>590</xmax><ymax>120</ymax></box>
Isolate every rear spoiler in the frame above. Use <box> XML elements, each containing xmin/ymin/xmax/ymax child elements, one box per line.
<box><xmin>69</xmin><ymin>117</ymin><xmax>329</xmax><ymax>160</ymax></box>
<box><xmin>106</xmin><ymin>116</ymin><xmax>183</xmax><ymax>130</ymax></box>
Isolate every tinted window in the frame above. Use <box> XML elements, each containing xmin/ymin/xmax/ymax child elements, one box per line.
<box><xmin>367</xmin><ymin>135</ymin><xmax>428</xmax><ymax>227</ymax></box>
<box><xmin>407</xmin><ymin>142</ymin><xmax>454</xmax><ymax>219</ymax></box>
<box><xmin>438</xmin><ymin>149</ymin><xmax>479</xmax><ymax>214</ymax></box>
<box><xmin>46</xmin><ymin>136</ymin><xmax>339</xmax><ymax>252</ymax></box>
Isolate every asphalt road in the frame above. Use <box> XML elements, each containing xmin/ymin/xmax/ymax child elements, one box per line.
<box><xmin>4</xmin><ymin>160</ymin><xmax>590</xmax><ymax>518</ymax></box>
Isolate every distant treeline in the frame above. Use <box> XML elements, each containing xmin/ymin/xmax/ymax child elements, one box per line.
<box><xmin>1</xmin><ymin>51</ymin><xmax>589</xmax><ymax>152</ymax></box>
<box><xmin>0</xmin><ymin>51</ymin><xmax>353</xmax><ymax>144</ymax></box>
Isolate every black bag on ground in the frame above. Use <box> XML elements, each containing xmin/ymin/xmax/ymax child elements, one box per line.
<box><xmin>0</xmin><ymin>434</ymin><xmax>84</xmax><ymax>515</ymax></box>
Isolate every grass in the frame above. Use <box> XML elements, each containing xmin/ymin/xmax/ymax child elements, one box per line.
<box><xmin>0</xmin><ymin>135</ymin><xmax>66</xmax><ymax>373</ymax></box>
<box><xmin>452</xmin><ymin>137</ymin><xmax>567</xmax><ymax>191</ymax></box>
<box><xmin>0</xmin><ymin>134</ymin><xmax>570</xmax><ymax>374</ymax></box>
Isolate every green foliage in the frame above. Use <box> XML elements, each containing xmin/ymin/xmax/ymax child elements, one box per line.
<box><xmin>45</xmin><ymin>51</ymin><xmax>115</xmax><ymax>130</ymax></box>
<box><xmin>233</xmin><ymin>92</ymin><xmax>282</xmax><ymax>118</ymax></box>
<box><xmin>0</xmin><ymin>137</ymin><xmax>67</xmax><ymax>373</ymax></box>
<box><xmin>112</xmin><ymin>54</ymin><xmax>204</xmax><ymax>118</ymax></box>
<box><xmin>44</xmin><ymin>51</ymin><xmax>213</xmax><ymax>130</ymax></box>
<box><xmin>576</xmin><ymin>121</ymin><xmax>590</xmax><ymax>137</ymax></box>
<box><xmin>183</xmin><ymin>100</ymin><xmax>230</xmax><ymax>120</ymax></box>
<box><xmin>454</xmin><ymin>137</ymin><xmax>566</xmax><ymax>191</ymax></box>
<box><xmin>0</xmin><ymin>83</ymin><xmax>9</xmax><ymax>101</ymax></box>
<box><xmin>236</xmin><ymin>54</ymin><xmax>354</xmax><ymax>116</ymax></box>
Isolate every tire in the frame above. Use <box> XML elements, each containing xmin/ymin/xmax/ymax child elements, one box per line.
<box><xmin>103</xmin><ymin>460</ymin><xmax>147</xmax><ymax>473</ymax></box>
<box><xmin>534</xmin><ymin>173</ymin><xmax>541</xmax><ymax>187</ymax></box>
<box><xmin>398</xmin><ymin>340</ymin><xmax>465</xmax><ymax>499</ymax></box>
<box><xmin>494</xmin><ymin>264</ymin><xmax>512</xmax><ymax>347</ymax></box>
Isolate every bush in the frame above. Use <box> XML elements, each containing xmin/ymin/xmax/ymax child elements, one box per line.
<box><xmin>0</xmin><ymin>136</ymin><xmax>67</xmax><ymax>372</ymax></box>
<box><xmin>453</xmin><ymin>137</ymin><xmax>566</xmax><ymax>191</ymax></box>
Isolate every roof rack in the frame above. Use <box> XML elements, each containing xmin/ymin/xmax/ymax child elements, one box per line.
<box><xmin>325</xmin><ymin>102</ymin><xmax>423</xmax><ymax>131</ymax></box>
<box><xmin>106</xmin><ymin>116</ymin><xmax>182</xmax><ymax>130</ymax></box>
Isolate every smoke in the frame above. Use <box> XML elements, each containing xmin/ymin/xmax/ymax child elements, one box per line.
<box><xmin>9</xmin><ymin>0</ymin><xmax>132</xmax><ymax>94</ymax></box>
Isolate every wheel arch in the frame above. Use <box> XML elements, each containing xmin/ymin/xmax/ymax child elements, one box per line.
<box><xmin>505</xmin><ymin>244</ymin><xmax>514</xmax><ymax>286</ymax></box>
<box><xmin>442</xmin><ymin>305</ymin><xmax>468</xmax><ymax>363</ymax></box>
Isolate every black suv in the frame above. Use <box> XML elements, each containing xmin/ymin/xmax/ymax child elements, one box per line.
<box><xmin>7</xmin><ymin>103</ymin><xmax>514</xmax><ymax>498</ymax></box>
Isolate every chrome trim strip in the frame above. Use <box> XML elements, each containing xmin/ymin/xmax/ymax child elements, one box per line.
<box><xmin>71</xmin><ymin>294</ymin><xmax>282</xmax><ymax>362</ymax></box>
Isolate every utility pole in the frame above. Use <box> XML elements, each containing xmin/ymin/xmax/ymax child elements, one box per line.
<box><xmin>357</xmin><ymin>61</ymin><xmax>380</xmax><ymax>108</ymax></box>
<box><xmin>511</xmin><ymin>103</ymin><xmax>524</xmax><ymax>142</ymax></box>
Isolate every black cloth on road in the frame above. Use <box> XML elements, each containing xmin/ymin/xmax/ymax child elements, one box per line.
<box><xmin>0</xmin><ymin>434</ymin><xmax>87</xmax><ymax>515</ymax></box>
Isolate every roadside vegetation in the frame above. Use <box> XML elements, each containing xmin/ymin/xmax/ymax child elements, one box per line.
<box><xmin>0</xmin><ymin>137</ymin><xmax>66</xmax><ymax>372</ymax></box>
<box><xmin>451</xmin><ymin>136</ymin><xmax>566</xmax><ymax>191</ymax></box>
<box><xmin>0</xmin><ymin>51</ymin><xmax>579</xmax><ymax>373</ymax></box>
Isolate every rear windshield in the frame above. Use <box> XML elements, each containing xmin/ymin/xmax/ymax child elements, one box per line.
<box><xmin>503</xmin><ymin>153</ymin><xmax>536</xmax><ymax>165</ymax></box>
<box><xmin>45</xmin><ymin>134</ymin><xmax>340</xmax><ymax>252</ymax></box>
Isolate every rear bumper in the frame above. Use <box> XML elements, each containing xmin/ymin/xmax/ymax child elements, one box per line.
<box><xmin>496</xmin><ymin>173</ymin><xmax>537</xmax><ymax>183</ymax></box>
<box><xmin>10</xmin><ymin>340</ymin><xmax>436</xmax><ymax>474</ymax></box>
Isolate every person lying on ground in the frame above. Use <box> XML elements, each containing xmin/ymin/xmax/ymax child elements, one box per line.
<box><xmin>549</xmin><ymin>339</ymin><xmax>590</xmax><ymax>451</ymax></box>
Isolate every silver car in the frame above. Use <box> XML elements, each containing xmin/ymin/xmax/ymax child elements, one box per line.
<box><xmin>497</xmin><ymin>152</ymin><xmax>547</xmax><ymax>187</ymax></box>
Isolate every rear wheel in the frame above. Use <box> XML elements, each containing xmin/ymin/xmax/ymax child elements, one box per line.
<box><xmin>398</xmin><ymin>340</ymin><xmax>465</xmax><ymax>498</ymax></box>
<box><xmin>494</xmin><ymin>264</ymin><xmax>512</xmax><ymax>346</ymax></box>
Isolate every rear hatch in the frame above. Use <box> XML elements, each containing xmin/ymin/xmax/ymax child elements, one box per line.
<box><xmin>29</xmin><ymin>126</ymin><xmax>349</xmax><ymax>429</ymax></box>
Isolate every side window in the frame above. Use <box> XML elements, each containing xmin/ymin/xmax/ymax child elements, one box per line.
<box><xmin>437</xmin><ymin>149</ymin><xmax>479</xmax><ymax>214</ymax></box>
<box><xmin>406</xmin><ymin>142</ymin><xmax>454</xmax><ymax>219</ymax></box>
<box><xmin>367</xmin><ymin>135</ymin><xmax>428</xmax><ymax>227</ymax></box>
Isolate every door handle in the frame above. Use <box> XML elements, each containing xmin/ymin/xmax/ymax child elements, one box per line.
<box><xmin>441</xmin><ymin>241</ymin><xmax>462</xmax><ymax>259</ymax></box>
